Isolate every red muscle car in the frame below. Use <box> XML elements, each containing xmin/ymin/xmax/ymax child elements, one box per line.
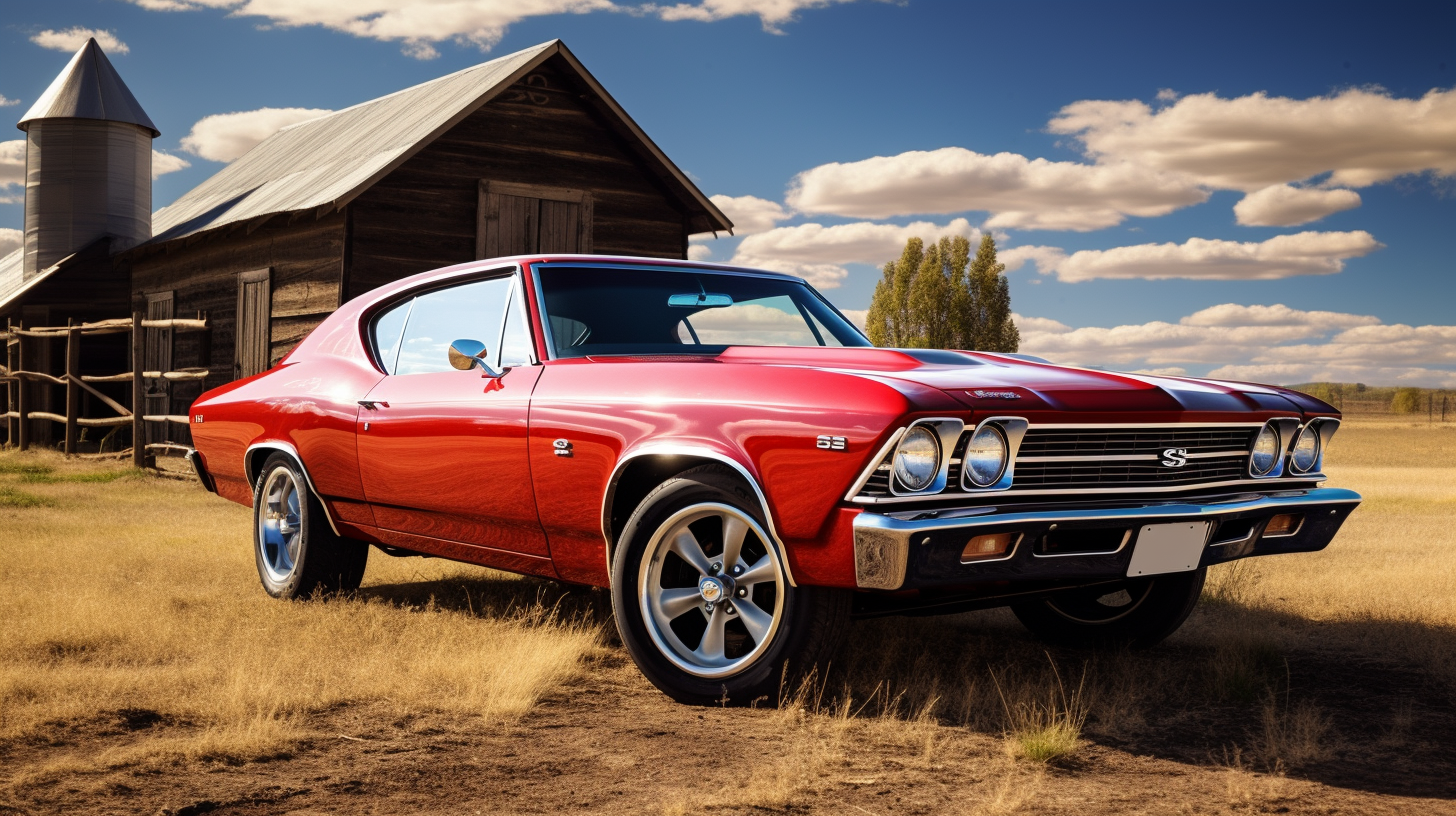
<box><xmin>187</xmin><ymin>255</ymin><xmax>1361</xmax><ymax>703</ymax></box>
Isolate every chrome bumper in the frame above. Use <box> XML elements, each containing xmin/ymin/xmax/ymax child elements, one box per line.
<box><xmin>185</xmin><ymin>449</ymin><xmax>216</xmax><ymax>494</ymax></box>
<box><xmin>851</xmin><ymin>487</ymin><xmax>1362</xmax><ymax>590</ymax></box>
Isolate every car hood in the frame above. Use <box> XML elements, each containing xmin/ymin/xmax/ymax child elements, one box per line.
<box><xmin>713</xmin><ymin>346</ymin><xmax>1326</xmax><ymax>415</ymax></box>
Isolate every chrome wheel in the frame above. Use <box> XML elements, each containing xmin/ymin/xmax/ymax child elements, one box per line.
<box><xmin>638</xmin><ymin>502</ymin><xmax>786</xmax><ymax>679</ymax></box>
<box><xmin>258</xmin><ymin>466</ymin><xmax>303</xmax><ymax>584</ymax></box>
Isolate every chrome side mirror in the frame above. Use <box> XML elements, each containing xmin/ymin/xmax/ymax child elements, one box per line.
<box><xmin>448</xmin><ymin>338</ymin><xmax>502</xmax><ymax>378</ymax></box>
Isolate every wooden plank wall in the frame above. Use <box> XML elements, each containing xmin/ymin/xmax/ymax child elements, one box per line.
<box><xmin>346</xmin><ymin>56</ymin><xmax>688</xmax><ymax>299</ymax></box>
<box><xmin>129</xmin><ymin>214</ymin><xmax>345</xmax><ymax>393</ymax></box>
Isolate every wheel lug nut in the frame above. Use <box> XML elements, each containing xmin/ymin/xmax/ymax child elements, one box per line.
<box><xmin>737</xmin><ymin>588</ymin><xmax>747</xmax><ymax>597</ymax></box>
<box><xmin>724</xmin><ymin>603</ymin><xmax>735</xmax><ymax>614</ymax></box>
<box><xmin>731</xmin><ymin>565</ymin><xmax>743</xmax><ymax>575</ymax></box>
<box><xmin>704</xmin><ymin>602</ymin><xmax>715</xmax><ymax>613</ymax></box>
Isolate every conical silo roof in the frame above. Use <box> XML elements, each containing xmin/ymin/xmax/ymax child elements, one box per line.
<box><xmin>17</xmin><ymin>37</ymin><xmax>158</xmax><ymax>137</ymax></box>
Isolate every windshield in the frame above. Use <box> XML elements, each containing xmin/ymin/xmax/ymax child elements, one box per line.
<box><xmin>536</xmin><ymin>265</ymin><xmax>871</xmax><ymax>358</ymax></box>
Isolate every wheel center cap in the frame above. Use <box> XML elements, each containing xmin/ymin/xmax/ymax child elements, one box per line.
<box><xmin>698</xmin><ymin>576</ymin><xmax>726</xmax><ymax>603</ymax></box>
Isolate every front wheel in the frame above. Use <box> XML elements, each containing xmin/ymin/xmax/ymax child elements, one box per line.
<box><xmin>1010</xmin><ymin>569</ymin><xmax>1205</xmax><ymax>649</ymax></box>
<box><xmin>253</xmin><ymin>452</ymin><xmax>369</xmax><ymax>599</ymax></box>
<box><xmin>611</xmin><ymin>465</ymin><xmax>850</xmax><ymax>705</ymax></box>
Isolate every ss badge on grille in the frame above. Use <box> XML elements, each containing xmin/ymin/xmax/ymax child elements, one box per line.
<box><xmin>816</xmin><ymin>435</ymin><xmax>848</xmax><ymax>451</ymax></box>
<box><xmin>1161</xmin><ymin>447</ymin><xmax>1189</xmax><ymax>468</ymax></box>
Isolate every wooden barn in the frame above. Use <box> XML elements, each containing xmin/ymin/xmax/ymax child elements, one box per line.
<box><xmin>1</xmin><ymin>38</ymin><xmax>732</xmax><ymax>451</ymax></box>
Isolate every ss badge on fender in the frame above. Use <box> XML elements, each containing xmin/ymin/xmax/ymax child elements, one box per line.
<box><xmin>1161</xmin><ymin>447</ymin><xmax>1189</xmax><ymax>468</ymax></box>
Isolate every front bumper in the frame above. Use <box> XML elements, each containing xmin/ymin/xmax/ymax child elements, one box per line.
<box><xmin>851</xmin><ymin>487</ymin><xmax>1361</xmax><ymax>591</ymax></box>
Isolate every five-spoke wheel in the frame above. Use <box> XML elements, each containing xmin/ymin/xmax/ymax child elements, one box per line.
<box><xmin>251</xmin><ymin>451</ymin><xmax>369</xmax><ymax>599</ymax></box>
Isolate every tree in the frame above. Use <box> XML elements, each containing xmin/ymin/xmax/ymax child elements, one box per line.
<box><xmin>1392</xmin><ymin>387</ymin><xmax>1424</xmax><ymax>414</ymax></box>
<box><xmin>865</xmin><ymin>234</ymin><xmax>1019</xmax><ymax>352</ymax></box>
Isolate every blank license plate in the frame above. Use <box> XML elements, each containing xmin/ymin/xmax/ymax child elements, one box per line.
<box><xmin>1126</xmin><ymin>522</ymin><xmax>1210</xmax><ymax>577</ymax></box>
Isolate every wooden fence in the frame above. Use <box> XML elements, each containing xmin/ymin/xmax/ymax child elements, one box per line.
<box><xmin>1</xmin><ymin>312</ymin><xmax>208</xmax><ymax>468</ymax></box>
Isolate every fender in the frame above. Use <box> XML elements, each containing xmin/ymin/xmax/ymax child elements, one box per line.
<box><xmin>600</xmin><ymin>442</ymin><xmax>799</xmax><ymax>587</ymax></box>
<box><xmin>244</xmin><ymin>440</ymin><xmax>342</xmax><ymax>536</ymax></box>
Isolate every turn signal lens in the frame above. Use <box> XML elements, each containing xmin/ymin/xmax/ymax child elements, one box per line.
<box><xmin>1250</xmin><ymin>424</ymin><xmax>1280</xmax><ymax>476</ymax></box>
<box><xmin>1265</xmin><ymin>514</ymin><xmax>1301</xmax><ymax>536</ymax></box>
<box><xmin>893</xmin><ymin>426</ymin><xmax>941</xmax><ymax>492</ymax></box>
<box><xmin>961</xmin><ymin>532</ymin><xmax>1016</xmax><ymax>563</ymax></box>
<box><xmin>1290</xmin><ymin>424</ymin><xmax>1320</xmax><ymax>472</ymax></box>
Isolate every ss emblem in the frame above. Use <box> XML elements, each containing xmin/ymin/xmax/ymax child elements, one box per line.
<box><xmin>816</xmin><ymin>435</ymin><xmax>847</xmax><ymax>451</ymax></box>
<box><xmin>1161</xmin><ymin>447</ymin><xmax>1189</xmax><ymax>468</ymax></box>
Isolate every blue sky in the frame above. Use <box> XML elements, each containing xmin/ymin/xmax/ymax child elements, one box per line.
<box><xmin>2</xmin><ymin>0</ymin><xmax>1453</xmax><ymax>385</ymax></box>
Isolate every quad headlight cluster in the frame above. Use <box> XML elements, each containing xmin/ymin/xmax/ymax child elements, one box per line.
<box><xmin>1249</xmin><ymin>419</ymin><xmax>1334</xmax><ymax>478</ymax></box>
<box><xmin>889</xmin><ymin>417</ymin><xmax>1026</xmax><ymax>495</ymax></box>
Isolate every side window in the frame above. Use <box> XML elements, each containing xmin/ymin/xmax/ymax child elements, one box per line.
<box><xmin>394</xmin><ymin>276</ymin><xmax>514</xmax><ymax>376</ymax></box>
<box><xmin>371</xmin><ymin>298</ymin><xmax>412</xmax><ymax>374</ymax></box>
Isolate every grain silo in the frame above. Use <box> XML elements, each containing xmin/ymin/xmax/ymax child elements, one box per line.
<box><xmin>17</xmin><ymin>38</ymin><xmax>157</xmax><ymax>279</ymax></box>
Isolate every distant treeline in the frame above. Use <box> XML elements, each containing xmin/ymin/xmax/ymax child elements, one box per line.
<box><xmin>1289</xmin><ymin>383</ymin><xmax>1452</xmax><ymax>419</ymax></box>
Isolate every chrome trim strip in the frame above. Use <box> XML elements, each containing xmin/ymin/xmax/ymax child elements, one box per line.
<box><xmin>1015</xmin><ymin>450</ymin><xmax>1248</xmax><ymax>463</ymax></box>
<box><xmin>843</xmin><ymin>428</ymin><xmax>905</xmax><ymax>500</ymax></box>
<box><xmin>599</xmin><ymin>444</ymin><xmax>798</xmax><ymax>587</ymax></box>
<box><xmin>1209</xmin><ymin>526</ymin><xmax>1258</xmax><ymax>548</ymax></box>
<box><xmin>1027</xmin><ymin>422</ymin><xmax>1269</xmax><ymax>429</ymax></box>
<box><xmin>244</xmin><ymin>441</ymin><xmax>342</xmax><ymax>536</ymax></box>
<box><xmin>850</xmin><ymin>475</ymin><xmax>1327</xmax><ymax>504</ymax></box>
<box><xmin>1031</xmin><ymin>529</ymin><xmax>1133</xmax><ymax>559</ymax></box>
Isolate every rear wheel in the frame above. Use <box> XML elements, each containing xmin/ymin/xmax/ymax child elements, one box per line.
<box><xmin>253</xmin><ymin>452</ymin><xmax>368</xmax><ymax>599</ymax></box>
<box><xmin>1010</xmin><ymin>569</ymin><xmax>1205</xmax><ymax>649</ymax></box>
<box><xmin>611</xmin><ymin>465</ymin><xmax>850</xmax><ymax>705</ymax></box>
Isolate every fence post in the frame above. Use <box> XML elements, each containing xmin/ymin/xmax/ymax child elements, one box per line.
<box><xmin>132</xmin><ymin>310</ymin><xmax>146</xmax><ymax>469</ymax></box>
<box><xmin>65</xmin><ymin>320</ymin><xmax>81</xmax><ymax>454</ymax></box>
<box><xmin>16</xmin><ymin>322</ymin><xmax>30</xmax><ymax>451</ymax></box>
<box><xmin>4</xmin><ymin>319</ymin><xmax>14</xmax><ymax>446</ymax></box>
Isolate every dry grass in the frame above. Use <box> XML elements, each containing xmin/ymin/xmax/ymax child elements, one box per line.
<box><xmin>0</xmin><ymin>449</ymin><xmax>602</xmax><ymax>785</ymax></box>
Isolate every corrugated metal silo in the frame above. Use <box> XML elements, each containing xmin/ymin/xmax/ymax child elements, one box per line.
<box><xmin>17</xmin><ymin>38</ymin><xmax>158</xmax><ymax>279</ymax></box>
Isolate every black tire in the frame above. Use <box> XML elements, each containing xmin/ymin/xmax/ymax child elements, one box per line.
<box><xmin>611</xmin><ymin>465</ymin><xmax>850</xmax><ymax>705</ymax></box>
<box><xmin>1010</xmin><ymin>568</ymin><xmax>1205</xmax><ymax>649</ymax></box>
<box><xmin>252</xmin><ymin>452</ymin><xmax>368</xmax><ymax>599</ymax></box>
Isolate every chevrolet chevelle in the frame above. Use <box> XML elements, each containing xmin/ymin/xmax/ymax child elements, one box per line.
<box><xmin>187</xmin><ymin>255</ymin><xmax>1361</xmax><ymax>703</ymax></box>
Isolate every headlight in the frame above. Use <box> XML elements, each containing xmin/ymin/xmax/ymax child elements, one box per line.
<box><xmin>963</xmin><ymin>424</ymin><xmax>1008</xmax><ymax>488</ymax></box>
<box><xmin>1250</xmin><ymin>424</ymin><xmax>1280</xmax><ymax>476</ymax></box>
<box><xmin>893</xmin><ymin>426</ymin><xmax>941</xmax><ymax>491</ymax></box>
<box><xmin>1290</xmin><ymin>424</ymin><xmax>1320</xmax><ymax>472</ymax></box>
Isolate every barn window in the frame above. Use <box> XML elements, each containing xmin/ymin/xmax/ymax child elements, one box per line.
<box><xmin>477</xmin><ymin>181</ymin><xmax>593</xmax><ymax>259</ymax></box>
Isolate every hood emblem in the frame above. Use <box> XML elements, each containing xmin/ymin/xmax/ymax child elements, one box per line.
<box><xmin>1161</xmin><ymin>448</ymin><xmax>1189</xmax><ymax>468</ymax></box>
<box><xmin>970</xmin><ymin>390</ymin><xmax>1021</xmax><ymax>400</ymax></box>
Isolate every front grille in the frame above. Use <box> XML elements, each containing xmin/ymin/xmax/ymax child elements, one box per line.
<box><xmin>854</xmin><ymin>424</ymin><xmax>1261</xmax><ymax>500</ymax></box>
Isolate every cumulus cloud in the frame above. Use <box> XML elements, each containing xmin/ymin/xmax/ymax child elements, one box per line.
<box><xmin>1233</xmin><ymin>184</ymin><xmax>1362</xmax><ymax>227</ymax></box>
<box><xmin>1049</xmin><ymin>87</ymin><xmax>1456</xmax><ymax>192</ymax></box>
<box><xmin>151</xmin><ymin>150</ymin><xmax>191</xmax><ymax>179</ymax></box>
<box><xmin>787</xmin><ymin>147</ymin><xmax>1206</xmax><ymax>231</ymax></box>
<box><xmin>731</xmin><ymin>218</ymin><xmax>978</xmax><ymax>289</ymax></box>
<box><xmin>0</xmin><ymin>95</ymin><xmax>19</xmax><ymax>107</ymax></box>
<box><xmin>1015</xmin><ymin>303</ymin><xmax>1456</xmax><ymax>388</ymax></box>
<box><xmin>702</xmin><ymin>194</ymin><xmax>788</xmax><ymax>237</ymax></box>
<box><xmin>1005</xmin><ymin>231</ymin><xmax>1382</xmax><ymax>282</ymax></box>
<box><xmin>0</xmin><ymin>228</ymin><xmax>21</xmax><ymax>258</ymax></box>
<box><xmin>1</xmin><ymin>140</ymin><xmax>24</xmax><ymax>202</ymax></box>
<box><xmin>687</xmin><ymin>244</ymin><xmax>713</xmax><ymax>261</ymax></box>
<box><xmin>31</xmin><ymin>27</ymin><xmax>129</xmax><ymax>54</ymax></box>
<box><xmin>129</xmin><ymin>0</ymin><xmax>861</xmax><ymax>58</ymax></box>
<box><xmin>180</xmin><ymin>108</ymin><xmax>333</xmax><ymax>162</ymax></box>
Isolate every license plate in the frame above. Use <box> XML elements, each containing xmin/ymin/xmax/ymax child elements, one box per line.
<box><xmin>1126</xmin><ymin>522</ymin><xmax>1210</xmax><ymax>577</ymax></box>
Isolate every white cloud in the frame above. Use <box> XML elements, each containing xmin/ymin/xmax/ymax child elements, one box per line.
<box><xmin>0</xmin><ymin>228</ymin><xmax>21</xmax><ymax>258</ymax></box>
<box><xmin>1</xmin><ymin>140</ymin><xmax>23</xmax><ymax>191</ymax></box>
<box><xmin>646</xmin><ymin>0</ymin><xmax>860</xmax><ymax>33</ymax></box>
<box><xmin>731</xmin><ymin>218</ymin><xmax>978</xmax><ymax>289</ymax></box>
<box><xmin>1006</xmin><ymin>231</ymin><xmax>1382</xmax><ymax>282</ymax></box>
<box><xmin>151</xmin><ymin>150</ymin><xmax>191</xmax><ymax>179</ymax></box>
<box><xmin>687</xmin><ymin>244</ymin><xmax>713</xmax><ymax>261</ymax></box>
<box><xmin>180</xmin><ymin>108</ymin><xmax>333</xmax><ymax>162</ymax></box>
<box><xmin>1049</xmin><ymin>87</ymin><xmax>1456</xmax><ymax>192</ymax></box>
<box><xmin>838</xmin><ymin>308</ymin><xmax>868</xmax><ymax>330</ymax></box>
<box><xmin>1016</xmin><ymin>303</ymin><xmax>1456</xmax><ymax>388</ymax></box>
<box><xmin>1233</xmin><ymin>184</ymin><xmax>1361</xmax><ymax>227</ymax></box>
<box><xmin>0</xmin><ymin>95</ymin><xmax>19</xmax><ymax>107</ymax></box>
<box><xmin>700</xmin><ymin>194</ymin><xmax>788</xmax><ymax>237</ymax></box>
<box><xmin>129</xmin><ymin>0</ymin><xmax>860</xmax><ymax>58</ymax></box>
<box><xmin>31</xmin><ymin>28</ymin><xmax>130</xmax><ymax>54</ymax></box>
<box><xmin>787</xmin><ymin>147</ymin><xmax>1206</xmax><ymax>231</ymax></box>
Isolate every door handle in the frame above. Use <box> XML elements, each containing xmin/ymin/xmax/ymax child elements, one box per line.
<box><xmin>358</xmin><ymin>400</ymin><xmax>389</xmax><ymax>410</ymax></box>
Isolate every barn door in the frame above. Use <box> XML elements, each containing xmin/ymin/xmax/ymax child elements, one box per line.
<box><xmin>235</xmin><ymin>269</ymin><xmax>272</xmax><ymax>380</ymax></box>
<box><xmin>477</xmin><ymin>181</ymin><xmax>593</xmax><ymax>259</ymax></box>
<box><xmin>144</xmin><ymin>292</ymin><xmax>174</xmax><ymax>445</ymax></box>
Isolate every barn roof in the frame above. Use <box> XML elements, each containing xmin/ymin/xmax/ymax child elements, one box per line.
<box><xmin>18</xmin><ymin>38</ymin><xmax>159</xmax><ymax>137</ymax></box>
<box><xmin>143</xmin><ymin>39</ymin><xmax>731</xmax><ymax>248</ymax></box>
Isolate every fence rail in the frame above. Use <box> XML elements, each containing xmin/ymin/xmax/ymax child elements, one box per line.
<box><xmin>2</xmin><ymin>311</ymin><xmax>209</xmax><ymax>467</ymax></box>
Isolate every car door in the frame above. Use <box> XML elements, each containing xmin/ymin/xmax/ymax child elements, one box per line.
<box><xmin>355</xmin><ymin>270</ymin><xmax>548</xmax><ymax>557</ymax></box>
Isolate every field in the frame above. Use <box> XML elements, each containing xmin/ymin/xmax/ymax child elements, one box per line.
<box><xmin>1</xmin><ymin>418</ymin><xmax>1453</xmax><ymax>815</ymax></box>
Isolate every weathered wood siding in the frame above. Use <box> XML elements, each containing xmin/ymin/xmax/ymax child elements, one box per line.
<box><xmin>129</xmin><ymin>214</ymin><xmax>344</xmax><ymax>393</ymax></box>
<box><xmin>346</xmin><ymin>57</ymin><xmax>689</xmax><ymax>299</ymax></box>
